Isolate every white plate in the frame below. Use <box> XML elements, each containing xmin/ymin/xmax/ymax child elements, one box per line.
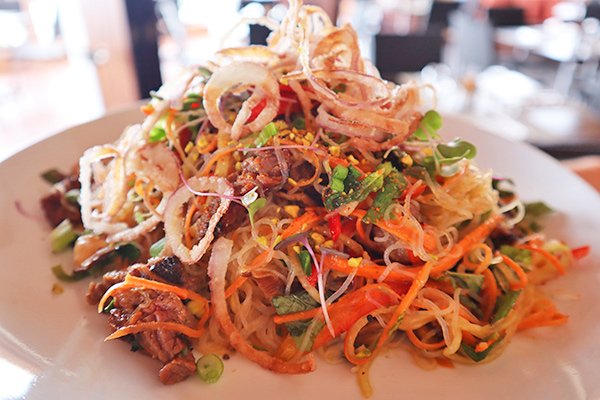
<box><xmin>1</xmin><ymin>109</ymin><xmax>599</xmax><ymax>400</ymax></box>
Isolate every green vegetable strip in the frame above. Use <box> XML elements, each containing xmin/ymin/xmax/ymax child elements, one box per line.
<box><xmin>50</xmin><ymin>219</ymin><xmax>78</xmax><ymax>253</ymax></box>
<box><xmin>491</xmin><ymin>290</ymin><xmax>521</xmax><ymax>323</ymax></box>
<box><xmin>149</xmin><ymin>237</ymin><xmax>166</xmax><ymax>258</ymax></box>
<box><xmin>254</xmin><ymin>122</ymin><xmax>279</xmax><ymax>147</ymax></box>
<box><xmin>363</xmin><ymin>169</ymin><xmax>406</xmax><ymax>222</ymax></box>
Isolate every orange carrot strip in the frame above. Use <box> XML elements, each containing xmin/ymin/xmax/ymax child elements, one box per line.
<box><xmin>225</xmin><ymin>275</ymin><xmax>248</xmax><ymax>299</ymax></box>
<box><xmin>280</xmin><ymin>210</ymin><xmax>321</xmax><ymax>240</ymax></box>
<box><xmin>351</xmin><ymin>209</ymin><xmax>437</xmax><ymax>253</ymax></box>
<box><xmin>365</xmin><ymin>215</ymin><xmax>504</xmax><ymax>364</ymax></box>
<box><xmin>105</xmin><ymin>321</ymin><xmax>204</xmax><ymax>341</ymax></box>
<box><xmin>325</xmin><ymin>254</ymin><xmax>416</xmax><ymax>282</ymax></box>
<box><xmin>461</xmin><ymin>330</ymin><xmax>478</xmax><ymax>347</ymax></box>
<box><xmin>499</xmin><ymin>253</ymin><xmax>529</xmax><ymax>290</ymax></box>
<box><xmin>274</xmin><ymin>307</ymin><xmax>321</xmax><ymax>325</ymax></box>
<box><xmin>199</xmin><ymin>147</ymin><xmax>237</xmax><ymax>176</ymax></box>
<box><xmin>406</xmin><ymin>329</ymin><xmax>445</xmax><ymax>351</ymax></box>
<box><xmin>481</xmin><ymin>268</ymin><xmax>499</xmax><ymax>322</ymax></box>
<box><xmin>517</xmin><ymin>244</ymin><xmax>566</xmax><ymax>275</ymax></box>
<box><xmin>436</xmin><ymin>357</ymin><xmax>455</xmax><ymax>368</ymax></box>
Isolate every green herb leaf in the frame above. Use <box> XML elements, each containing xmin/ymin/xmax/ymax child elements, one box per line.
<box><xmin>332</xmin><ymin>165</ymin><xmax>349</xmax><ymax>181</ymax></box>
<box><xmin>524</xmin><ymin>201</ymin><xmax>553</xmax><ymax>217</ymax></box>
<box><xmin>363</xmin><ymin>169</ymin><xmax>407</xmax><ymax>223</ymax></box>
<box><xmin>298</xmin><ymin>249</ymin><xmax>312</xmax><ymax>276</ymax></box>
<box><xmin>102</xmin><ymin>298</ymin><xmax>115</xmax><ymax>313</ymax></box>
<box><xmin>272</xmin><ymin>291</ymin><xmax>320</xmax><ymax>337</ymax></box>
<box><xmin>41</xmin><ymin>168</ymin><xmax>65</xmax><ymax>184</ymax></box>
<box><xmin>64</xmin><ymin>189</ymin><xmax>80</xmax><ymax>205</ymax></box>
<box><xmin>437</xmin><ymin>138</ymin><xmax>477</xmax><ymax>163</ymax></box>
<box><xmin>492</xmin><ymin>177</ymin><xmax>515</xmax><ymax>199</ymax></box>
<box><xmin>115</xmin><ymin>243</ymin><xmax>141</xmax><ymax>263</ymax></box>
<box><xmin>50</xmin><ymin>219</ymin><xmax>79</xmax><ymax>253</ymax></box>
<box><xmin>247</xmin><ymin>197</ymin><xmax>267</xmax><ymax>228</ymax></box>
<box><xmin>293</xmin><ymin>117</ymin><xmax>306</xmax><ymax>130</ymax></box>
<box><xmin>196</xmin><ymin>354</ymin><xmax>224</xmax><ymax>384</ymax></box>
<box><xmin>500</xmin><ymin>245</ymin><xmax>532</xmax><ymax>266</ymax></box>
<box><xmin>410</xmin><ymin>110</ymin><xmax>442</xmax><ymax>141</ymax></box>
<box><xmin>446</xmin><ymin>271</ymin><xmax>484</xmax><ymax>294</ymax></box>
<box><xmin>333</xmin><ymin>83</ymin><xmax>347</xmax><ymax>93</ymax></box>
<box><xmin>197</xmin><ymin>66</ymin><xmax>212</xmax><ymax>79</ymax></box>
<box><xmin>254</xmin><ymin>122</ymin><xmax>279</xmax><ymax>147</ymax></box>
<box><xmin>149</xmin><ymin>237</ymin><xmax>166</xmax><ymax>258</ymax></box>
<box><xmin>491</xmin><ymin>290</ymin><xmax>521</xmax><ymax>323</ymax></box>
<box><xmin>460</xmin><ymin>338</ymin><xmax>503</xmax><ymax>362</ymax></box>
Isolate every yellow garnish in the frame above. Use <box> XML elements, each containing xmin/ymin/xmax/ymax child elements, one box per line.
<box><xmin>322</xmin><ymin>240</ymin><xmax>334</xmax><ymax>248</ymax></box>
<box><xmin>348</xmin><ymin>257</ymin><xmax>363</xmax><ymax>268</ymax></box>
<box><xmin>329</xmin><ymin>146</ymin><xmax>340</xmax><ymax>157</ymax></box>
<box><xmin>289</xmin><ymin>133</ymin><xmax>296</xmax><ymax>140</ymax></box>
<box><xmin>274</xmin><ymin>235</ymin><xmax>283</xmax><ymax>246</ymax></box>
<box><xmin>293</xmin><ymin>245</ymin><xmax>301</xmax><ymax>254</ymax></box>
<box><xmin>184</xmin><ymin>142</ymin><xmax>194</xmax><ymax>153</ymax></box>
<box><xmin>423</xmin><ymin>147</ymin><xmax>434</xmax><ymax>157</ymax></box>
<box><xmin>310</xmin><ymin>232</ymin><xmax>325</xmax><ymax>245</ymax></box>
<box><xmin>51</xmin><ymin>283</ymin><xmax>64</xmax><ymax>295</ymax></box>
<box><xmin>256</xmin><ymin>236</ymin><xmax>268</xmax><ymax>247</ymax></box>
<box><xmin>287</xmin><ymin>177</ymin><xmax>298</xmax><ymax>186</ymax></box>
<box><xmin>235</xmin><ymin>161</ymin><xmax>243</xmax><ymax>171</ymax></box>
<box><xmin>305</xmin><ymin>132</ymin><xmax>315</xmax><ymax>142</ymax></box>
<box><xmin>284</xmin><ymin>205</ymin><xmax>300</xmax><ymax>218</ymax></box>
<box><xmin>348</xmin><ymin>155</ymin><xmax>359</xmax><ymax>165</ymax></box>
<box><xmin>196</xmin><ymin>136</ymin><xmax>208</xmax><ymax>150</ymax></box>
<box><xmin>186</xmin><ymin>300</ymin><xmax>205</xmax><ymax>318</ymax></box>
<box><xmin>401</xmin><ymin>153</ymin><xmax>413</xmax><ymax>166</ymax></box>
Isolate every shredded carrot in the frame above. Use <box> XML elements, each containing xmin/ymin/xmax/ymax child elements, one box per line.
<box><xmin>276</xmin><ymin>334</ymin><xmax>299</xmax><ymax>361</ymax></box>
<box><xmin>351</xmin><ymin>209</ymin><xmax>437</xmax><ymax>253</ymax></box>
<box><xmin>518</xmin><ymin>298</ymin><xmax>568</xmax><ymax>331</ymax></box>
<box><xmin>462</xmin><ymin>243</ymin><xmax>493</xmax><ymax>273</ymax></box>
<box><xmin>431</xmin><ymin>214</ymin><xmax>504</xmax><ymax>275</ymax></box>
<box><xmin>274</xmin><ymin>307</ymin><xmax>321</xmax><ymax>325</ymax></box>
<box><xmin>225</xmin><ymin>275</ymin><xmax>248</xmax><ymax>299</ymax></box>
<box><xmin>517</xmin><ymin>244</ymin><xmax>566</xmax><ymax>275</ymax></box>
<box><xmin>197</xmin><ymin>134</ymin><xmax>218</xmax><ymax>154</ymax></box>
<box><xmin>481</xmin><ymin>268</ymin><xmax>499</xmax><ymax>322</ymax></box>
<box><xmin>199</xmin><ymin>147</ymin><xmax>237</xmax><ymax>176</ymax></box>
<box><xmin>140</xmin><ymin>104</ymin><xmax>154</xmax><ymax>115</ymax></box>
<box><xmin>499</xmin><ymin>253</ymin><xmax>528</xmax><ymax>290</ymax></box>
<box><xmin>325</xmin><ymin>254</ymin><xmax>416</xmax><ymax>282</ymax></box>
<box><xmin>355</xmin><ymin>215</ymin><xmax>376</xmax><ymax>248</ymax></box>
<box><xmin>406</xmin><ymin>329</ymin><xmax>445</xmax><ymax>351</ymax></box>
<box><xmin>280</xmin><ymin>209</ymin><xmax>321</xmax><ymax>240</ymax></box>
<box><xmin>105</xmin><ymin>321</ymin><xmax>204</xmax><ymax>341</ymax></box>
<box><xmin>355</xmin><ymin>215</ymin><xmax>504</xmax><ymax>365</ymax></box>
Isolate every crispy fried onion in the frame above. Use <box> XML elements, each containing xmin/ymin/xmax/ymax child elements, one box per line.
<box><xmin>203</xmin><ymin>62</ymin><xmax>280</xmax><ymax>140</ymax></box>
<box><xmin>79</xmin><ymin>144</ymin><xmax>129</xmax><ymax>235</ymax></box>
<box><xmin>208</xmin><ymin>237</ymin><xmax>315</xmax><ymax>373</ymax></box>
<box><xmin>164</xmin><ymin>176</ymin><xmax>233</xmax><ymax>264</ymax></box>
<box><xmin>126</xmin><ymin>143</ymin><xmax>180</xmax><ymax>194</ymax></box>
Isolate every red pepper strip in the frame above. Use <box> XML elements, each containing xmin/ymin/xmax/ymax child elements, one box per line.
<box><xmin>247</xmin><ymin>97</ymin><xmax>267</xmax><ymax>124</ymax></box>
<box><xmin>247</xmin><ymin>84</ymin><xmax>301</xmax><ymax>123</ymax></box>
<box><xmin>571</xmin><ymin>245</ymin><xmax>590</xmax><ymax>260</ymax></box>
<box><xmin>306</xmin><ymin>264</ymin><xmax>318</xmax><ymax>287</ymax></box>
<box><xmin>311</xmin><ymin>283</ymin><xmax>401</xmax><ymax>350</ymax></box>
<box><xmin>328</xmin><ymin>214</ymin><xmax>342</xmax><ymax>242</ymax></box>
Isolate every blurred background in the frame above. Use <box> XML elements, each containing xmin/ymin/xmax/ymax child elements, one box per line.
<box><xmin>1</xmin><ymin>0</ymin><xmax>600</xmax><ymax>172</ymax></box>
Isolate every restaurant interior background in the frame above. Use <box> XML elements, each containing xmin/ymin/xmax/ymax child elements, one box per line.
<box><xmin>1</xmin><ymin>0</ymin><xmax>600</xmax><ymax>188</ymax></box>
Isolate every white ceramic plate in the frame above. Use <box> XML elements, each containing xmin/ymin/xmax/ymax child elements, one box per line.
<box><xmin>1</xmin><ymin>110</ymin><xmax>599</xmax><ymax>400</ymax></box>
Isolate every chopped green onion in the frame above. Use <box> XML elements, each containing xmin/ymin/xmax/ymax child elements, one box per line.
<box><xmin>148</xmin><ymin>126</ymin><xmax>166</xmax><ymax>143</ymax></box>
<box><xmin>41</xmin><ymin>168</ymin><xmax>65</xmax><ymax>184</ymax></box>
<box><xmin>149</xmin><ymin>237</ymin><xmax>166</xmax><ymax>258</ymax></box>
<box><xmin>293</xmin><ymin>117</ymin><xmax>306</xmax><ymax>130</ymax></box>
<box><xmin>524</xmin><ymin>201</ymin><xmax>553</xmax><ymax>217</ymax></box>
<box><xmin>115</xmin><ymin>243</ymin><xmax>141</xmax><ymax>263</ymax></box>
<box><xmin>330</xmin><ymin>179</ymin><xmax>344</xmax><ymax>193</ymax></box>
<box><xmin>254</xmin><ymin>122</ymin><xmax>279</xmax><ymax>147</ymax></box>
<box><xmin>363</xmin><ymin>169</ymin><xmax>406</xmax><ymax>223</ymax></box>
<box><xmin>247</xmin><ymin>197</ymin><xmax>267</xmax><ymax>228</ymax></box>
<box><xmin>411</xmin><ymin>110</ymin><xmax>442</xmax><ymax>141</ymax></box>
<box><xmin>460</xmin><ymin>338</ymin><xmax>503</xmax><ymax>362</ymax></box>
<box><xmin>50</xmin><ymin>219</ymin><xmax>78</xmax><ymax>253</ymax></box>
<box><xmin>102</xmin><ymin>298</ymin><xmax>115</xmax><ymax>313</ymax></box>
<box><xmin>196</xmin><ymin>354</ymin><xmax>224</xmax><ymax>384</ymax></box>
<box><xmin>64</xmin><ymin>189</ymin><xmax>80</xmax><ymax>205</ymax></box>
<box><xmin>298</xmin><ymin>249</ymin><xmax>312</xmax><ymax>276</ymax></box>
<box><xmin>331</xmin><ymin>165</ymin><xmax>348</xmax><ymax>181</ymax></box>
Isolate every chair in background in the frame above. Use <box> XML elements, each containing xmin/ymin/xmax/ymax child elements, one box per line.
<box><xmin>427</xmin><ymin>1</ymin><xmax>462</xmax><ymax>34</ymax></box>
<box><xmin>488</xmin><ymin>7</ymin><xmax>526</xmax><ymax>27</ymax></box>
<box><xmin>374</xmin><ymin>33</ymin><xmax>444</xmax><ymax>82</ymax></box>
<box><xmin>586</xmin><ymin>3</ymin><xmax>600</xmax><ymax>20</ymax></box>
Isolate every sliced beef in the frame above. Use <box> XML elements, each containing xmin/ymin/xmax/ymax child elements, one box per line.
<box><xmin>149</xmin><ymin>256</ymin><xmax>183</xmax><ymax>285</ymax></box>
<box><xmin>216</xmin><ymin>202</ymin><xmax>248</xmax><ymax>236</ymax></box>
<box><xmin>40</xmin><ymin>174</ymin><xmax>82</xmax><ymax>227</ymax></box>
<box><xmin>86</xmin><ymin>269</ymin><xmax>128</xmax><ymax>305</ymax></box>
<box><xmin>107</xmin><ymin>288</ymin><xmax>197</xmax><ymax>384</ymax></box>
<box><xmin>229</xmin><ymin>149</ymin><xmax>291</xmax><ymax>196</ymax></box>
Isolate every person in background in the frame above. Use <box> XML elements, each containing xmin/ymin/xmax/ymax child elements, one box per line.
<box><xmin>478</xmin><ymin>0</ymin><xmax>559</xmax><ymax>24</ymax></box>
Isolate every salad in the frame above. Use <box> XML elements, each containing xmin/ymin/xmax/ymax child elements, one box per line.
<box><xmin>40</xmin><ymin>1</ymin><xmax>588</xmax><ymax>397</ymax></box>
